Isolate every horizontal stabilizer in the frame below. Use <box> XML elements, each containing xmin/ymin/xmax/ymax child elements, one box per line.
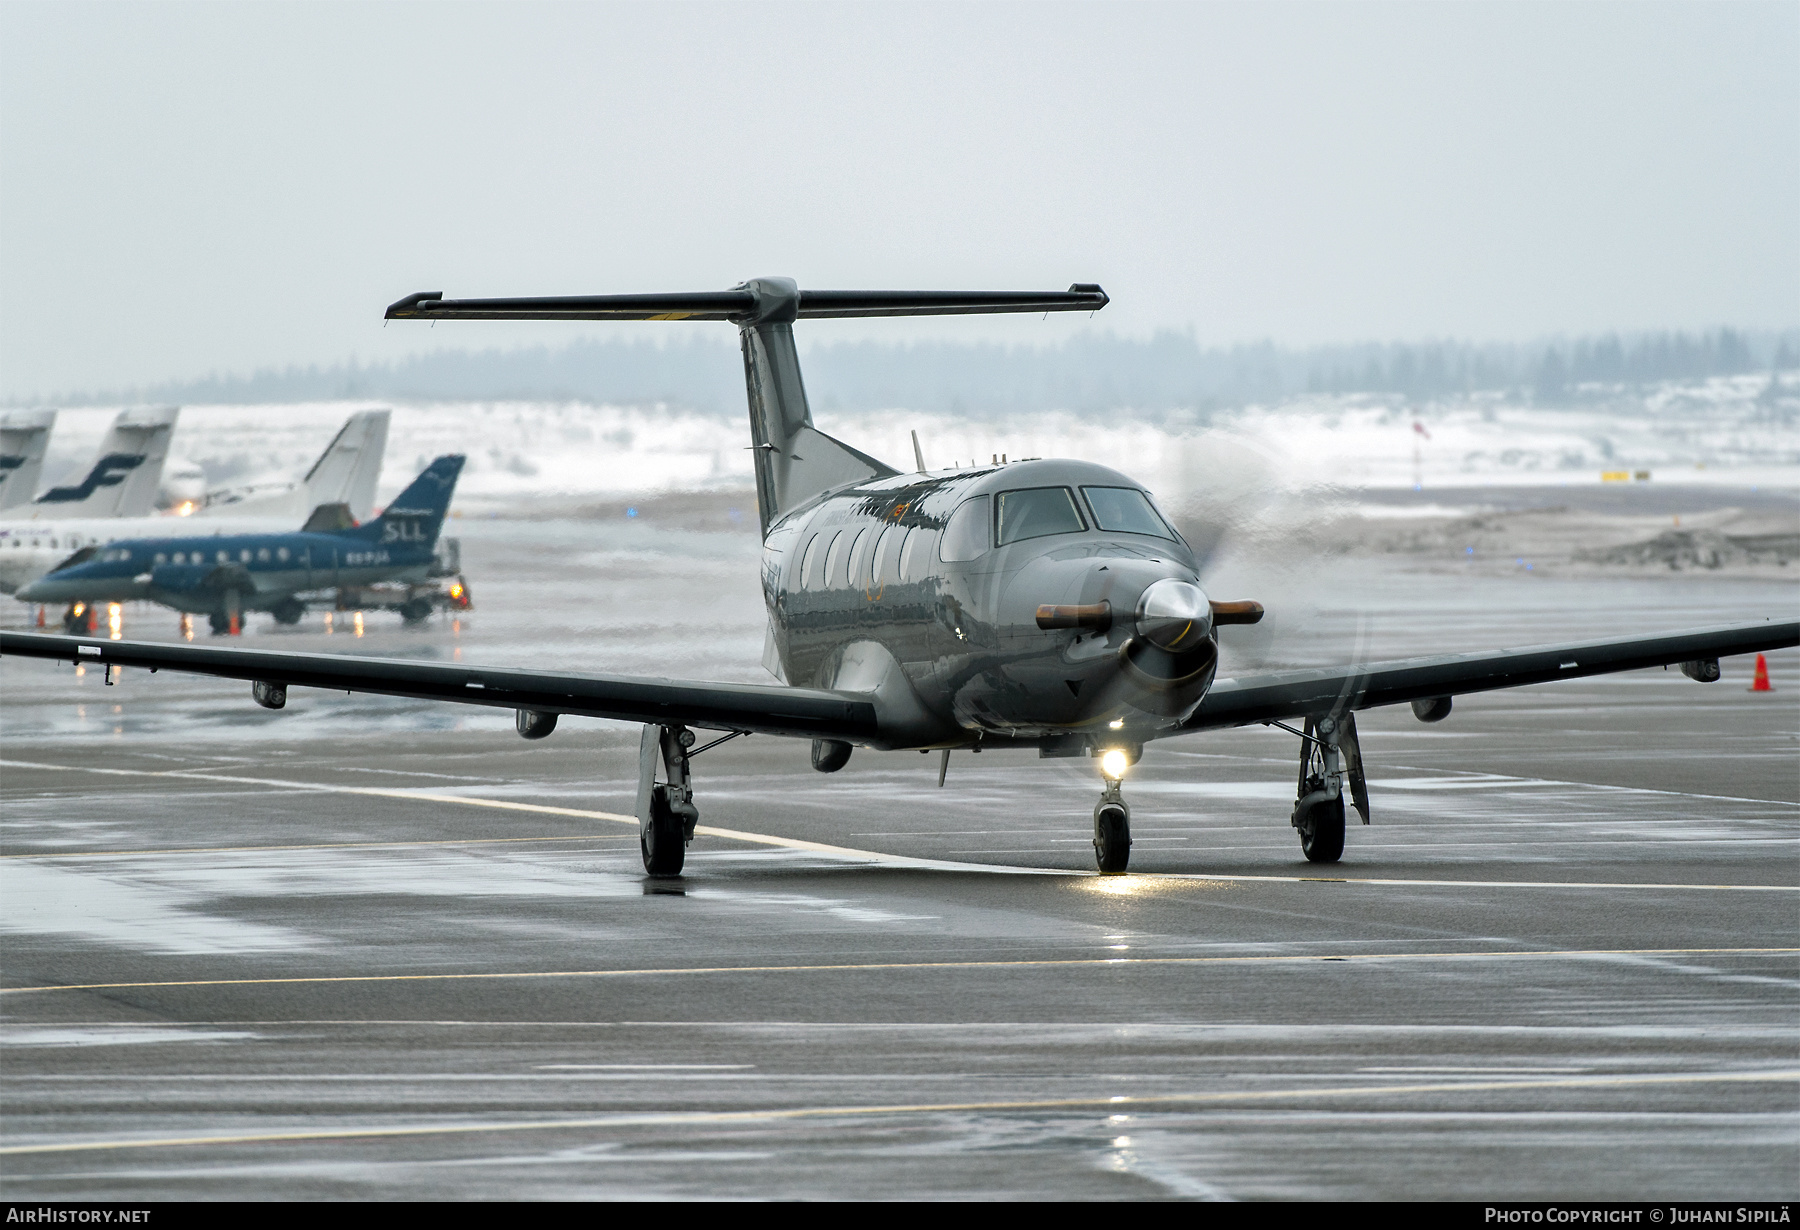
<box><xmin>386</xmin><ymin>284</ymin><xmax>1108</xmax><ymax>322</ymax></box>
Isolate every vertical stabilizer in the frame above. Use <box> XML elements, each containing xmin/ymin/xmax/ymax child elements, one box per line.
<box><xmin>736</xmin><ymin>278</ymin><xmax>898</xmax><ymax>535</ymax></box>
<box><xmin>34</xmin><ymin>407</ymin><xmax>178</xmax><ymax>517</ymax></box>
<box><xmin>342</xmin><ymin>455</ymin><xmax>465</xmax><ymax>550</ymax></box>
<box><xmin>0</xmin><ymin>411</ymin><xmax>56</xmax><ymax>510</ymax></box>
<box><xmin>299</xmin><ymin>408</ymin><xmax>390</xmax><ymax>521</ymax></box>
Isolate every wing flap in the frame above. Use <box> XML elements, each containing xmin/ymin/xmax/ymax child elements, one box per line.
<box><xmin>1187</xmin><ymin>620</ymin><xmax>1798</xmax><ymax>731</ymax></box>
<box><xmin>0</xmin><ymin>632</ymin><xmax>877</xmax><ymax>740</ymax></box>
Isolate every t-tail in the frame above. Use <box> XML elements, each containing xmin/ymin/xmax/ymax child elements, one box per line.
<box><xmin>387</xmin><ymin>280</ymin><xmax>1108</xmax><ymax>535</ymax></box>
<box><xmin>336</xmin><ymin>454</ymin><xmax>464</xmax><ymax>550</ymax></box>
<box><xmin>33</xmin><ymin>407</ymin><xmax>179</xmax><ymax>517</ymax></box>
<box><xmin>0</xmin><ymin>410</ymin><xmax>56</xmax><ymax>511</ymax></box>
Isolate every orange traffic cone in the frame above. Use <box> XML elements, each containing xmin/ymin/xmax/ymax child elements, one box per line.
<box><xmin>35</xmin><ymin>605</ymin><xmax>44</xmax><ymax>628</ymax></box>
<box><xmin>228</xmin><ymin>612</ymin><xmax>241</xmax><ymax>636</ymax></box>
<box><xmin>1749</xmin><ymin>653</ymin><xmax>1772</xmax><ymax>692</ymax></box>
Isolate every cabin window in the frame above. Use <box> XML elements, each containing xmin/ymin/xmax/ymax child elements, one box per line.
<box><xmin>996</xmin><ymin>487</ymin><xmax>1087</xmax><ymax>546</ymax></box>
<box><xmin>875</xmin><ymin>526</ymin><xmax>909</xmax><ymax>585</ymax></box>
<box><xmin>257</xmin><ymin>547</ymin><xmax>271</xmax><ymax>562</ymax></box>
<box><xmin>1082</xmin><ymin>487</ymin><xmax>1176</xmax><ymax>540</ymax></box>
<box><xmin>868</xmin><ymin>525</ymin><xmax>895</xmax><ymax>585</ymax></box>
<box><xmin>824</xmin><ymin>531</ymin><xmax>850</xmax><ymax>588</ymax></box>
<box><xmin>845</xmin><ymin>528</ymin><xmax>871</xmax><ymax>586</ymax></box>
<box><xmin>938</xmin><ymin>496</ymin><xmax>991</xmax><ymax>563</ymax></box>
<box><xmin>797</xmin><ymin>534</ymin><xmax>820</xmax><ymax>589</ymax></box>
<box><xmin>901</xmin><ymin>527</ymin><xmax>937</xmax><ymax>582</ymax></box>
<box><xmin>217</xmin><ymin>550</ymin><xmax>229</xmax><ymax>564</ymax></box>
<box><xmin>811</xmin><ymin>532</ymin><xmax>841</xmax><ymax>589</ymax></box>
<box><xmin>154</xmin><ymin>553</ymin><xmax>167</xmax><ymax>565</ymax></box>
<box><xmin>240</xmin><ymin>549</ymin><xmax>253</xmax><ymax>563</ymax></box>
<box><xmin>277</xmin><ymin>547</ymin><xmax>290</xmax><ymax>562</ymax></box>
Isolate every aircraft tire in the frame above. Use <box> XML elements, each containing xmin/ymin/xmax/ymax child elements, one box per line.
<box><xmin>640</xmin><ymin>787</ymin><xmax>686</xmax><ymax>877</ymax></box>
<box><xmin>207</xmin><ymin>611</ymin><xmax>232</xmax><ymax>636</ymax></box>
<box><xmin>399</xmin><ymin>598</ymin><xmax>433</xmax><ymax>625</ymax></box>
<box><xmin>271</xmin><ymin>598</ymin><xmax>306</xmax><ymax>626</ymax></box>
<box><xmin>1296</xmin><ymin>793</ymin><xmax>1345</xmax><ymax>863</ymax></box>
<box><xmin>1093</xmin><ymin>802</ymin><xmax>1131</xmax><ymax>874</ymax></box>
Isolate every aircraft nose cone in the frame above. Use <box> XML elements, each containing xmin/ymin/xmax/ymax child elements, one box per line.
<box><xmin>1135</xmin><ymin>578</ymin><xmax>1211</xmax><ymax>652</ymax></box>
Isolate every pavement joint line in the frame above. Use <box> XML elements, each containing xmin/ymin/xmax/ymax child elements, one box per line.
<box><xmin>4</xmin><ymin>947</ymin><xmax>1793</xmax><ymax>996</ymax></box>
<box><xmin>2</xmin><ymin>1069</ymin><xmax>1795</xmax><ymax>1156</ymax></box>
<box><xmin>3</xmin><ymin>758</ymin><xmax>1795</xmax><ymax>891</ymax></box>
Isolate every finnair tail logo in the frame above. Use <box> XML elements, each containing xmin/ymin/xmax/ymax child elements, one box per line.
<box><xmin>36</xmin><ymin>453</ymin><xmax>145</xmax><ymax>503</ymax></box>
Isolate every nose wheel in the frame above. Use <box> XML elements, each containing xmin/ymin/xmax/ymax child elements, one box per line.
<box><xmin>1093</xmin><ymin>781</ymin><xmax>1132</xmax><ymax>873</ymax></box>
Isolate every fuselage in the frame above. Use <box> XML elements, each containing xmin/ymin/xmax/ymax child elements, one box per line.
<box><xmin>764</xmin><ymin>458</ymin><xmax>1216</xmax><ymax>752</ymax></box>
<box><xmin>0</xmin><ymin>514</ymin><xmax>306</xmax><ymax>597</ymax></box>
<box><xmin>15</xmin><ymin>527</ymin><xmax>436</xmax><ymax>614</ymax></box>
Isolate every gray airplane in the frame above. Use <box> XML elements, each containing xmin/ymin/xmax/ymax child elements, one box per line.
<box><xmin>3</xmin><ymin>279</ymin><xmax>1794</xmax><ymax>877</ymax></box>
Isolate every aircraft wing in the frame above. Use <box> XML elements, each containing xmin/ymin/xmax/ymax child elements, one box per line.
<box><xmin>0</xmin><ymin>632</ymin><xmax>878</xmax><ymax>741</ymax></box>
<box><xmin>1183</xmin><ymin>620</ymin><xmax>1798</xmax><ymax>732</ymax></box>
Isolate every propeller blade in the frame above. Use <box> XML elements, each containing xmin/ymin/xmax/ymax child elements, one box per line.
<box><xmin>1036</xmin><ymin>602</ymin><xmax>1112</xmax><ymax>632</ymax></box>
<box><xmin>1209</xmin><ymin>600</ymin><xmax>1264</xmax><ymax>625</ymax></box>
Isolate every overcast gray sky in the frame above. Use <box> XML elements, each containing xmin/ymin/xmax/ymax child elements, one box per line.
<box><xmin>1</xmin><ymin>1</ymin><xmax>1794</xmax><ymax>398</ymax></box>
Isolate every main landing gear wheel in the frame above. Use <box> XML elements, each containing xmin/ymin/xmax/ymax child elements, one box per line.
<box><xmin>270</xmin><ymin>597</ymin><xmax>306</xmax><ymax>626</ymax></box>
<box><xmin>207</xmin><ymin>611</ymin><xmax>232</xmax><ymax>636</ymax></box>
<box><xmin>640</xmin><ymin>785</ymin><xmax>686</xmax><ymax>877</ymax></box>
<box><xmin>1094</xmin><ymin>799</ymin><xmax>1132</xmax><ymax>874</ymax></box>
<box><xmin>1294</xmin><ymin>792</ymin><xmax>1345</xmax><ymax>863</ymax></box>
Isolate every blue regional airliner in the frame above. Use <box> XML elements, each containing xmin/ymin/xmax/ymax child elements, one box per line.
<box><xmin>19</xmin><ymin>455</ymin><xmax>464</xmax><ymax>634</ymax></box>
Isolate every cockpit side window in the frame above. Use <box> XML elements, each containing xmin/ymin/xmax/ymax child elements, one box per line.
<box><xmin>1081</xmin><ymin>486</ymin><xmax>1177</xmax><ymax>540</ymax></box>
<box><xmin>995</xmin><ymin>487</ymin><xmax>1087</xmax><ymax>546</ymax></box>
<box><xmin>938</xmin><ymin>496</ymin><xmax>991</xmax><ymax>563</ymax></box>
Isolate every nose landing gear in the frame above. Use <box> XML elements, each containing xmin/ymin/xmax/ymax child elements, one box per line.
<box><xmin>1093</xmin><ymin>781</ymin><xmax>1132</xmax><ymax>873</ymax></box>
<box><xmin>1092</xmin><ymin>745</ymin><xmax>1139</xmax><ymax>874</ymax></box>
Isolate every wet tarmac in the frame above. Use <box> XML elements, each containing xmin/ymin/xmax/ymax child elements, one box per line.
<box><xmin>1</xmin><ymin>510</ymin><xmax>1795</xmax><ymax>1199</ymax></box>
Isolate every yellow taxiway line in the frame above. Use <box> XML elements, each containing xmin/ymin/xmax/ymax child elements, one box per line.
<box><xmin>2</xmin><ymin>1069</ymin><xmax>1794</xmax><ymax>1157</ymax></box>
<box><xmin>4</xmin><ymin>946</ymin><xmax>1793</xmax><ymax>997</ymax></box>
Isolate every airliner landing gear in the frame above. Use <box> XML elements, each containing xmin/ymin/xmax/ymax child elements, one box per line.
<box><xmin>634</xmin><ymin>724</ymin><xmax>743</xmax><ymax>877</ymax></box>
<box><xmin>207</xmin><ymin>611</ymin><xmax>232</xmax><ymax>636</ymax></box>
<box><xmin>1094</xmin><ymin>778</ymin><xmax>1132</xmax><ymax>874</ymax></box>
<box><xmin>1287</xmin><ymin>713</ymin><xmax>1368</xmax><ymax>863</ymax></box>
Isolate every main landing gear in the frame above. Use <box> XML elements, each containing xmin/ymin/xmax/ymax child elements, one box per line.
<box><xmin>634</xmin><ymin>724</ymin><xmax>744</xmax><ymax>877</ymax></box>
<box><xmin>1287</xmin><ymin>713</ymin><xmax>1369</xmax><ymax>864</ymax></box>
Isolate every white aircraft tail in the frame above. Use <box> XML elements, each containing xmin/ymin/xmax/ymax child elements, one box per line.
<box><xmin>33</xmin><ymin>407</ymin><xmax>178</xmax><ymax>518</ymax></box>
<box><xmin>200</xmin><ymin>408</ymin><xmax>391</xmax><ymax>522</ymax></box>
<box><xmin>0</xmin><ymin>410</ymin><xmax>56</xmax><ymax>510</ymax></box>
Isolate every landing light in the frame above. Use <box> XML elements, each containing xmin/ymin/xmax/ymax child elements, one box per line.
<box><xmin>1100</xmin><ymin>748</ymin><xmax>1130</xmax><ymax>780</ymax></box>
<box><xmin>1108</xmin><ymin>718</ymin><xmax>1125</xmax><ymax>730</ymax></box>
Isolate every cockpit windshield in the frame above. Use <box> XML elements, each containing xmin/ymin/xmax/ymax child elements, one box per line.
<box><xmin>1081</xmin><ymin>486</ymin><xmax>1177</xmax><ymax>540</ymax></box>
<box><xmin>995</xmin><ymin>487</ymin><xmax>1087</xmax><ymax>546</ymax></box>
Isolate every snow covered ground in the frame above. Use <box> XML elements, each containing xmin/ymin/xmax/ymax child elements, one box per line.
<box><xmin>29</xmin><ymin>371</ymin><xmax>1799</xmax><ymax>518</ymax></box>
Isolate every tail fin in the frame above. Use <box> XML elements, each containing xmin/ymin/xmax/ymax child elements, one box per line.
<box><xmin>299</xmin><ymin>408</ymin><xmax>390</xmax><ymax>522</ymax></box>
<box><xmin>0</xmin><ymin>410</ymin><xmax>56</xmax><ymax>511</ymax></box>
<box><xmin>35</xmin><ymin>407</ymin><xmax>178</xmax><ymax>517</ymax></box>
<box><xmin>341</xmin><ymin>455</ymin><xmax>464</xmax><ymax>549</ymax></box>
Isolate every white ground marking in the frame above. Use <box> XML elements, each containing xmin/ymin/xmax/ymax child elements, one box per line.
<box><xmin>3</xmin><ymin>759</ymin><xmax>1794</xmax><ymax>893</ymax></box>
